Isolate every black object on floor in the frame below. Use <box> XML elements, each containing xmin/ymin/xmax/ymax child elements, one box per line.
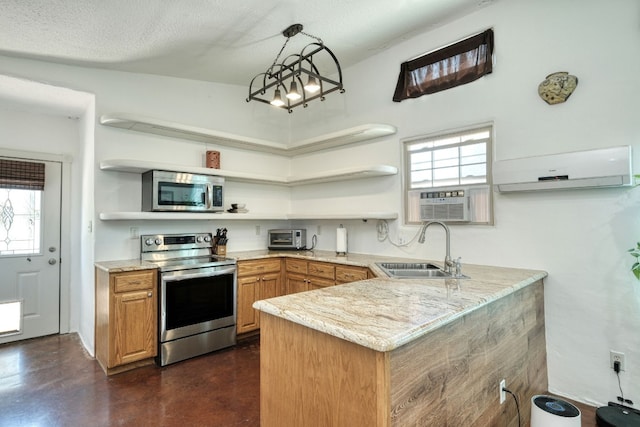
<box><xmin>596</xmin><ymin>403</ymin><xmax>640</xmax><ymax>427</ymax></box>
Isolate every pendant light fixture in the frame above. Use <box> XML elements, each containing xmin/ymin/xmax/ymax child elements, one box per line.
<box><xmin>247</xmin><ymin>24</ymin><xmax>345</xmax><ymax>113</ymax></box>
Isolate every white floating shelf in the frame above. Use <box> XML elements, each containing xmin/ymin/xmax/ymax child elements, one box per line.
<box><xmin>288</xmin><ymin>212</ymin><xmax>399</xmax><ymax>220</ymax></box>
<box><xmin>288</xmin><ymin>165</ymin><xmax>397</xmax><ymax>186</ymax></box>
<box><xmin>99</xmin><ymin>212</ymin><xmax>288</xmax><ymax>221</ymax></box>
<box><xmin>100</xmin><ymin>159</ymin><xmax>288</xmax><ymax>185</ymax></box>
<box><xmin>99</xmin><ymin>211</ymin><xmax>398</xmax><ymax>221</ymax></box>
<box><xmin>100</xmin><ymin>159</ymin><xmax>397</xmax><ymax>186</ymax></box>
<box><xmin>100</xmin><ymin>113</ymin><xmax>396</xmax><ymax>157</ymax></box>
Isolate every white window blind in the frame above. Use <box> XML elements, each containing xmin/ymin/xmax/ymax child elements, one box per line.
<box><xmin>407</xmin><ymin>128</ymin><xmax>490</xmax><ymax>189</ymax></box>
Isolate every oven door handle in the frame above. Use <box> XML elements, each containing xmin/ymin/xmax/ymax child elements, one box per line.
<box><xmin>163</xmin><ymin>267</ymin><xmax>236</xmax><ymax>282</ymax></box>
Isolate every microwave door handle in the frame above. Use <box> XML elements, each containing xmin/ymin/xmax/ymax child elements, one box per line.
<box><xmin>205</xmin><ymin>184</ymin><xmax>211</xmax><ymax>209</ymax></box>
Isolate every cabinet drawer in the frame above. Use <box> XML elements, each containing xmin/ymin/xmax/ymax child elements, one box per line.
<box><xmin>286</xmin><ymin>259</ymin><xmax>308</xmax><ymax>275</ymax></box>
<box><xmin>113</xmin><ymin>270</ymin><xmax>156</xmax><ymax>293</ymax></box>
<box><xmin>335</xmin><ymin>266</ymin><xmax>368</xmax><ymax>283</ymax></box>
<box><xmin>238</xmin><ymin>259</ymin><xmax>281</xmax><ymax>276</ymax></box>
<box><xmin>308</xmin><ymin>262</ymin><xmax>335</xmax><ymax>280</ymax></box>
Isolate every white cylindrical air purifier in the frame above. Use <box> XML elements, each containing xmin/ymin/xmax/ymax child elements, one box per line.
<box><xmin>531</xmin><ymin>395</ymin><xmax>581</xmax><ymax>427</ymax></box>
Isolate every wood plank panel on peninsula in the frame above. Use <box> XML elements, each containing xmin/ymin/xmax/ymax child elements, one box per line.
<box><xmin>254</xmin><ymin>265</ymin><xmax>548</xmax><ymax>426</ymax></box>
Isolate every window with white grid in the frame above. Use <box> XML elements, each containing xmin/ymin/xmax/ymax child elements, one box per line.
<box><xmin>404</xmin><ymin>125</ymin><xmax>493</xmax><ymax>224</ymax></box>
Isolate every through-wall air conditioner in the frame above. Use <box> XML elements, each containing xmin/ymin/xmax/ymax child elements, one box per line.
<box><xmin>420</xmin><ymin>188</ymin><xmax>469</xmax><ymax>222</ymax></box>
<box><xmin>493</xmin><ymin>146</ymin><xmax>633</xmax><ymax>192</ymax></box>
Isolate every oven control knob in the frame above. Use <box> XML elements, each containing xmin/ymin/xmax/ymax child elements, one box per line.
<box><xmin>196</xmin><ymin>235</ymin><xmax>204</xmax><ymax>243</ymax></box>
<box><xmin>145</xmin><ymin>238</ymin><xmax>154</xmax><ymax>246</ymax></box>
<box><xmin>155</xmin><ymin>238</ymin><xmax>162</xmax><ymax>245</ymax></box>
<box><xmin>203</xmin><ymin>235</ymin><xmax>211</xmax><ymax>242</ymax></box>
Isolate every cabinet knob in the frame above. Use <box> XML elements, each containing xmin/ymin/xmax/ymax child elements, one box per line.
<box><xmin>147</xmin><ymin>292</ymin><xmax>153</xmax><ymax>297</ymax></box>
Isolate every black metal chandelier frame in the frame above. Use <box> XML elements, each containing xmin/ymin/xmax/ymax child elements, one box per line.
<box><xmin>246</xmin><ymin>24</ymin><xmax>345</xmax><ymax>113</ymax></box>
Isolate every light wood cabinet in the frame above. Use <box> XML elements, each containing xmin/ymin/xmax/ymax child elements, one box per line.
<box><xmin>236</xmin><ymin>259</ymin><xmax>282</xmax><ymax>334</ymax></box>
<box><xmin>285</xmin><ymin>259</ymin><xmax>336</xmax><ymax>293</ymax></box>
<box><xmin>286</xmin><ymin>259</ymin><xmax>370</xmax><ymax>292</ymax></box>
<box><xmin>307</xmin><ymin>261</ymin><xmax>336</xmax><ymax>290</ymax></box>
<box><xmin>238</xmin><ymin>257</ymin><xmax>372</xmax><ymax>334</ymax></box>
<box><xmin>95</xmin><ymin>268</ymin><xmax>157</xmax><ymax>375</ymax></box>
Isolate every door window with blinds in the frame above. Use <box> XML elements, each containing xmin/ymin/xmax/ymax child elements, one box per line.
<box><xmin>404</xmin><ymin>125</ymin><xmax>493</xmax><ymax>225</ymax></box>
<box><xmin>0</xmin><ymin>159</ymin><xmax>44</xmax><ymax>256</ymax></box>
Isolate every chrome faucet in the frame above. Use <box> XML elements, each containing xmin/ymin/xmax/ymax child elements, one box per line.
<box><xmin>418</xmin><ymin>220</ymin><xmax>455</xmax><ymax>274</ymax></box>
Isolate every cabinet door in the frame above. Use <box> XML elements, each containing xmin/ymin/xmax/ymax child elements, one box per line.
<box><xmin>286</xmin><ymin>272</ymin><xmax>308</xmax><ymax>294</ymax></box>
<box><xmin>261</xmin><ymin>272</ymin><xmax>281</xmax><ymax>301</ymax></box>
<box><xmin>237</xmin><ymin>276</ymin><xmax>260</xmax><ymax>334</ymax></box>
<box><xmin>112</xmin><ymin>289</ymin><xmax>156</xmax><ymax>367</ymax></box>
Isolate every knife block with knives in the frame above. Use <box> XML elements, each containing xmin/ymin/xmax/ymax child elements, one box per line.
<box><xmin>214</xmin><ymin>228</ymin><xmax>228</xmax><ymax>256</ymax></box>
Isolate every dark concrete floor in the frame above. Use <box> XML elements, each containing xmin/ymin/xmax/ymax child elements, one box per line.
<box><xmin>0</xmin><ymin>333</ymin><xmax>260</xmax><ymax>427</ymax></box>
<box><xmin>0</xmin><ymin>333</ymin><xmax>599</xmax><ymax>427</ymax></box>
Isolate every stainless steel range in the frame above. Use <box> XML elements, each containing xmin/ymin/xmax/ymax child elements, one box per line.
<box><xmin>141</xmin><ymin>232</ymin><xmax>236</xmax><ymax>366</ymax></box>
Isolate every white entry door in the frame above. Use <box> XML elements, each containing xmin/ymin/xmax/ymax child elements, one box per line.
<box><xmin>0</xmin><ymin>158</ymin><xmax>61</xmax><ymax>344</ymax></box>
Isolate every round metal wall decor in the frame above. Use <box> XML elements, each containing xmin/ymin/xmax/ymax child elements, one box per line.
<box><xmin>538</xmin><ymin>71</ymin><xmax>578</xmax><ymax>105</ymax></box>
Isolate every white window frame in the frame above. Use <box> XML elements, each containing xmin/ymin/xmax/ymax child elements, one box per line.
<box><xmin>403</xmin><ymin>124</ymin><xmax>494</xmax><ymax>225</ymax></box>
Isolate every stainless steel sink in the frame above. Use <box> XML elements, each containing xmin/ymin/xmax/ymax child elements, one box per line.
<box><xmin>375</xmin><ymin>262</ymin><xmax>468</xmax><ymax>279</ymax></box>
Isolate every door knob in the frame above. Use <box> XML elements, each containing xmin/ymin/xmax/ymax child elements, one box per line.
<box><xmin>48</xmin><ymin>258</ymin><xmax>57</xmax><ymax>265</ymax></box>
<box><xmin>49</xmin><ymin>246</ymin><xmax>57</xmax><ymax>253</ymax></box>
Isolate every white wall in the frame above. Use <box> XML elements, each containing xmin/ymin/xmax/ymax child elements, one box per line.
<box><xmin>290</xmin><ymin>0</ymin><xmax>640</xmax><ymax>409</ymax></box>
<box><xmin>0</xmin><ymin>106</ymin><xmax>81</xmax><ymax>330</ymax></box>
<box><xmin>0</xmin><ymin>0</ymin><xmax>638</xmax><ymax>409</ymax></box>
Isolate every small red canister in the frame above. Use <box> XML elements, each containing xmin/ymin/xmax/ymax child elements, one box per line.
<box><xmin>206</xmin><ymin>150</ymin><xmax>220</xmax><ymax>169</ymax></box>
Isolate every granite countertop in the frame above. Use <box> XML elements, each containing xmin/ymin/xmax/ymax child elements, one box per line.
<box><xmin>94</xmin><ymin>249</ymin><xmax>396</xmax><ymax>273</ymax></box>
<box><xmin>94</xmin><ymin>259</ymin><xmax>157</xmax><ymax>273</ymax></box>
<box><xmin>253</xmin><ymin>263</ymin><xmax>547</xmax><ymax>352</ymax></box>
<box><xmin>95</xmin><ymin>250</ymin><xmax>547</xmax><ymax>353</ymax></box>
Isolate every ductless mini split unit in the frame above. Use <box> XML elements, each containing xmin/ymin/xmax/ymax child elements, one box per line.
<box><xmin>492</xmin><ymin>145</ymin><xmax>633</xmax><ymax>192</ymax></box>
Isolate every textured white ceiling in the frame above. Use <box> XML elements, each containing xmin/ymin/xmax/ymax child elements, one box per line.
<box><xmin>0</xmin><ymin>0</ymin><xmax>497</xmax><ymax>86</ymax></box>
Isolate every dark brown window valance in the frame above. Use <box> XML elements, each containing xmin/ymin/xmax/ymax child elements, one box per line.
<box><xmin>393</xmin><ymin>29</ymin><xmax>494</xmax><ymax>102</ymax></box>
<box><xmin>0</xmin><ymin>159</ymin><xmax>45</xmax><ymax>191</ymax></box>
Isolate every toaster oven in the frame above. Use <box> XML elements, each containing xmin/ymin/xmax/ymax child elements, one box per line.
<box><xmin>268</xmin><ymin>229</ymin><xmax>307</xmax><ymax>250</ymax></box>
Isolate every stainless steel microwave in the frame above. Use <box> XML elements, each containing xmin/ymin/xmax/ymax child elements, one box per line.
<box><xmin>142</xmin><ymin>170</ymin><xmax>224</xmax><ymax>212</ymax></box>
<box><xmin>268</xmin><ymin>229</ymin><xmax>307</xmax><ymax>250</ymax></box>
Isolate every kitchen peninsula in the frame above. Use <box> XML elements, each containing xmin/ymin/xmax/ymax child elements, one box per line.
<box><xmin>254</xmin><ymin>262</ymin><xmax>548</xmax><ymax>426</ymax></box>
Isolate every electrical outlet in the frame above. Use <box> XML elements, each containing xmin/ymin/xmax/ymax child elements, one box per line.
<box><xmin>130</xmin><ymin>227</ymin><xmax>139</xmax><ymax>239</ymax></box>
<box><xmin>317</xmin><ymin>225</ymin><xmax>322</xmax><ymax>235</ymax></box>
<box><xmin>610</xmin><ymin>350</ymin><xmax>625</xmax><ymax>371</ymax></box>
<box><xmin>499</xmin><ymin>379</ymin><xmax>506</xmax><ymax>404</ymax></box>
<box><xmin>255</xmin><ymin>225</ymin><xmax>261</xmax><ymax>235</ymax></box>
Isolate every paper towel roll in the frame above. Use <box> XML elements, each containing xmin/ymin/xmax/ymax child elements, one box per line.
<box><xmin>336</xmin><ymin>226</ymin><xmax>347</xmax><ymax>255</ymax></box>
